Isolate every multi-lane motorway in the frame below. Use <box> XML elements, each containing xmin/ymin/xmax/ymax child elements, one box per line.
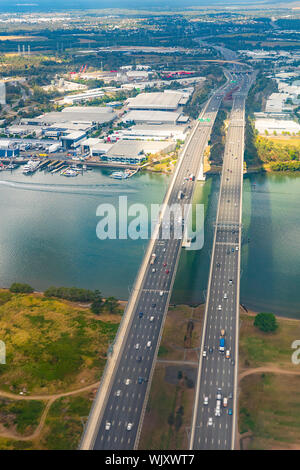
<box><xmin>80</xmin><ymin>73</ymin><xmax>236</xmax><ymax>450</ymax></box>
<box><xmin>189</xmin><ymin>71</ymin><xmax>254</xmax><ymax>450</ymax></box>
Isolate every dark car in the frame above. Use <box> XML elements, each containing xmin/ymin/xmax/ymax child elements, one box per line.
<box><xmin>138</xmin><ymin>377</ymin><xmax>143</xmax><ymax>384</ymax></box>
<box><xmin>139</xmin><ymin>312</ymin><xmax>143</xmax><ymax>318</ymax></box>
<box><xmin>136</xmin><ymin>356</ymin><xmax>142</xmax><ymax>362</ymax></box>
<box><xmin>152</xmin><ymin>303</ymin><xmax>156</xmax><ymax>308</ymax></box>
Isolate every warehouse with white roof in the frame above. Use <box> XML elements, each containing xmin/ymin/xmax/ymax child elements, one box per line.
<box><xmin>127</xmin><ymin>91</ymin><xmax>184</xmax><ymax>111</ymax></box>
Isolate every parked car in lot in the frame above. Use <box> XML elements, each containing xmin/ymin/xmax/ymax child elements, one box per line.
<box><xmin>147</xmin><ymin>341</ymin><xmax>152</xmax><ymax>348</ymax></box>
<box><xmin>204</xmin><ymin>396</ymin><xmax>208</xmax><ymax>405</ymax></box>
<box><xmin>208</xmin><ymin>417</ymin><xmax>213</xmax><ymax>426</ymax></box>
<box><xmin>105</xmin><ymin>421</ymin><xmax>111</xmax><ymax>430</ymax></box>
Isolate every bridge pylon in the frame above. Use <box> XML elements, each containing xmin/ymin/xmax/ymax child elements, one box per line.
<box><xmin>197</xmin><ymin>157</ymin><xmax>206</xmax><ymax>181</ymax></box>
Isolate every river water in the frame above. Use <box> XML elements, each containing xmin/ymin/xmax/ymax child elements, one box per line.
<box><xmin>0</xmin><ymin>166</ymin><xmax>299</xmax><ymax>318</ymax></box>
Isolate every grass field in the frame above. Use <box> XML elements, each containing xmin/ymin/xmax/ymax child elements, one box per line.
<box><xmin>0</xmin><ymin>399</ymin><xmax>44</xmax><ymax>436</ymax></box>
<box><xmin>239</xmin><ymin>373</ymin><xmax>300</xmax><ymax>449</ymax></box>
<box><xmin>42</xmin><ymin>392</ymin><xmax>95</xmax><ymax>450</ymax></box>
<box><xmin>265</xmin><ymin>136</ymin><xmax>300</xmax><ymax>147</ymax></box>
<box><xmin>0</xmin><ymin>290</ymin><xmax>120</xmax><ymax>395</ymax></box>
<box><xmin>239</xmin><ymin>312</ymin><xmax>299</xmax><ymax>370</ymax></box>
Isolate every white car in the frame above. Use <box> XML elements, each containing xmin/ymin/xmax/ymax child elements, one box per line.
<box><xmin>105</xmin><ymin>421</ymin><xmax>111</xmax><ymax>430</ymax></box>
<box><xmin>218</xmin><ymin>305</ymin><xmax>222</xmax><ymax>311</ymax></box>
<box><xmin>125</xmin><ymin>378</ymin><xmax>131</xmax><ymax>385</ymax></box>
<box><xmin>203</xmin><ymin>350</ymin><xmax>207</xmax><ymax>358</ymax></box>
<box><xmin>208</xmin><ymin>417</ymin><xmax>213</xmax><ymax>426</ymax></box>
<box><xmin>127</xmin><ymin>423</ymin><xmax>133</xmax><ymax>431</ymax></box>
<box><xmin>135</xmin><ymin>343</ymin><xmax>140</xmax><ymax>350</ymax></box>
<box><xmin>147</xmin><ymin>341</ymin><xmax>152</xmax><ymax>348</ymax></box>
<box><xmin>204</xmin><ymin>396</ymin><xmax>208</xmax><ymax>405</ymax></box>
<box><xmin>224</xmin><ymin>293</ymin><xmax>228</xmax><ymax>299</ymax></box>
<box><xmin>215</xmin><ymin>408</ymin><xmax>221</xmax><ymax>417</ymax></box>
<box><xmin>160</xmin><ymin>291</ymin><xmax>164</xmax><ymax>296</ymax></box>
<box><xmin>226</xmin><ymin>350</ymin><xmax>230</xmax><ymax>359</ymax></box>
<box><xmin>116</xmin><ymin>389</ymin><xmax>121</xmax><ymax>397</ymax></box>
<box><xmin>152</xmin><ymin>268</ymin><xmax>156</xmax><ymax>273</ymax></box>
<box><xmin>150</xmin><ymin>316</ymin><xmax>154</xmax><ymax>322</ymax></box>
<box><xmin>235</xmin><ymin>246</ymin><xmax>239</xmax><ymax>251</ymax></box>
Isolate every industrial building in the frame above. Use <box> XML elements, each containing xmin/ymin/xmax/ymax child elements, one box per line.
<box><xmin>122</xmin><ymin>110</ymin><xmax>183</xmax><ymax>125</ymax></box>
<box><xmin>111</xmin><ymin>123</ymin><xmax>188</xmax><ymax>142</ymax></box>
<box><xmin>265</xmin><ymin>93</ymin><xmax>290</xmax><ymax>114</ymax></box>
<box><xmin>0</xmin><ymin>140</ymin><xmax>19</xmax><ymax>158</ymax></box>
<box><xmin>101</xmin><ymin>139</ymin><xmax>175</xmax><ymax>165</ymax></box>
<box><xmin>255</xmin><ymin>118</ymin><xmax>300</xmax><ymax>134</ymax></box>
<box><xmin>61</xmin><ymin>88</ymin><xmax>105</xmax><ymax>105</ymax></box>
<box><xmin>127</xmin><ymin>91</ymin><xmax>185</xmax><ymax>111</ymax></box>
<box><xmin>60</xmin><ymin>131</ymin><xmax>87</xmax><ymax>149</ymax></box>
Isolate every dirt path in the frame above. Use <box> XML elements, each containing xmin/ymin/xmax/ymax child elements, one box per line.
<box><xmin>0</xmin><ymin>381</ymin><xmax>100</xmax><ymax>402</ymax></box>
<box><xmin>239</xmin><ymin>366</ymin><xmax>300</xmax><ymax>382</ymax></box>
<box><xmin>0</xmin><ymin>381</ymin><xmax>100</xmax><ymax>443</ymax></box>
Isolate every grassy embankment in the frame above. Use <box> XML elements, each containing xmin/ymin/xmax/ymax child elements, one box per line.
<box><xmin>138</xmin><ymin>303</ymin><xmax>300</xmax><ymax>450</ymax></box>
<box><xmin>0</xmin><ymin>289</ymin><xmax>121</xmax><ymax>449</ymax></box>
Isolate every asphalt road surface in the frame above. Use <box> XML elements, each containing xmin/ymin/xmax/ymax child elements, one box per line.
<box><xmin>189</xmin><ymin>70</ymin><xmax>254</xmax><ymax>450</ymax></box>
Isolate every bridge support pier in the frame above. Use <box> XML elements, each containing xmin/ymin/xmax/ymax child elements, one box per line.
<box><xmin>197</xmin><ymin>158</ymin><xmax>206</xmax><ymax>181</ymax></box>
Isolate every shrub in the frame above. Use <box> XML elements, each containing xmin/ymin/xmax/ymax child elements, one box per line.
<box><xmin>9</xmin><ymin>283</ymin><xmax>34</xmax><ymax>294</ymax></box>
<box><xmin>254</xmin><ymin>313</ymin><xmax>278</xmax><ymax>333</ymax></box>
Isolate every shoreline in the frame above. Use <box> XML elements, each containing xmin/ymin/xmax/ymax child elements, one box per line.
<box><xmin>1</xmin><ymin>287</ymin><xmax>298</xmax><ymax>322</ymax></box>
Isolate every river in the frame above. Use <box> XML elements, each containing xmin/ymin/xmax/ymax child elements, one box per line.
<box><xmin>0</xmin><ymin>166</ymin><xmax>299</xmax><ymax>318</ymax></box>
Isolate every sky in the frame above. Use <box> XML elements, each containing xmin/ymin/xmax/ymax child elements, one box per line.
<box><xmin>0</xmin><ymin>0</ymin><xmax>271</xmax><ymax>13</ymax></box>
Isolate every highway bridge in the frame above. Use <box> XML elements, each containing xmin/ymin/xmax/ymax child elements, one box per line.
<box><xmin>189</xmin><ymin>71</ymin><xmax>254</xmax><ymax>450</ymax></box>
<box><xmin>80</xmin><ymin>73</ymin><xmax>236</xmax><ymax>451</ymax></box>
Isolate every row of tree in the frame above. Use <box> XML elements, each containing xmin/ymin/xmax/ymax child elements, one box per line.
<box><xmin>8</xmin><ymin>283</ymin><xmax>120</xmax><ymax>315</ymax></box>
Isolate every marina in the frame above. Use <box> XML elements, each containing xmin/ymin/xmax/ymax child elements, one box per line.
<box><xmin>0</xmin><ymin>158</ymin><xmax>140</xmax><ymax>179</ymax></box>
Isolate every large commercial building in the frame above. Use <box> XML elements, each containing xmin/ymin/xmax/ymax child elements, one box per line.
<box><xmin>101</xmin><ymin>139</ymin><xmax>175</xmax><ymax>165</ymax></box>
<box><xmin>60</xmin><ymin>88</ymin><xmax>105</xmax><ymax>105</ymax></box>
<box><xmin>122</xmin><ymin>110</ymin><xmax>182</xmax><ymax>125</ymax></box>
<box><xmin>127</xmin><ymin>91</ymin><xmax>185</xmax><ymax>111</ymax></box>
<box><xmin>111</xmin><ymin>124</ymin><xmax>188</xmax><ymax>142</ymax></box>
<box><xmin>265</xmin><ymin>93</ymin><xmax>290</xmax><ymax>114</ymax></box>
<box><xmin>255</xmin><ymin>118</ymin><xmax>300</xmax><ymax>134</ymax></box>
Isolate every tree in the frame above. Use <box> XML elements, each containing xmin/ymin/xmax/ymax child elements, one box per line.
<box><xmin>91</xmin><ymin>291</ymin><xmax>103</xmax><ymax>315</ymax></box>
<box><xmin>9</xmin><ymin>283</ymin><xmax>34</xmax><ymax>294</ymax></box>
<box><xmin>104</xmin><ymin>297</ymin><xmax>119</xmax><ymax>313</ymax></box>
<box><xmin>254</xmin><ymin>313</ymin><xmax>278</xmax><ymax>333</ymax></box>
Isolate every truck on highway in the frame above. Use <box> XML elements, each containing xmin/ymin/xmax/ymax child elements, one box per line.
<box><xmin>219</xmin><ymin>337</ymin><xmax>225</xmax><ymax>353</ymax></box>
<box><xmin>150</xmin><ymin>253</ymin><xmax>156</xmax><ymax>265</ymax></box>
